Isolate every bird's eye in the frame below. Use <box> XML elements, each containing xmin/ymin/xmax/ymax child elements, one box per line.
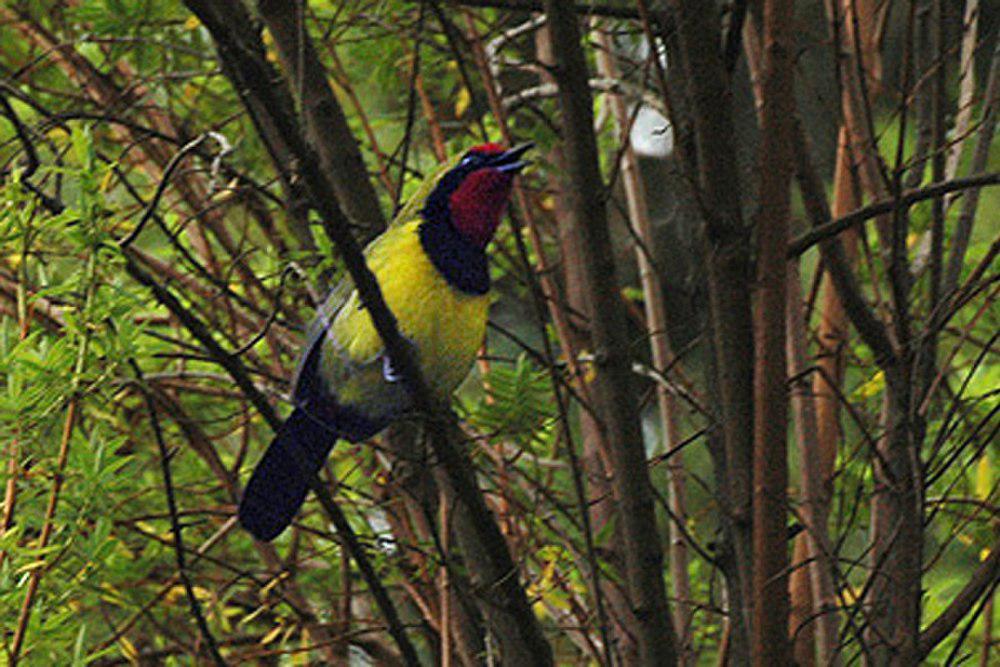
<box><xmin>459</xmin><ymin>155</ymin><xmax>476</xmax><ymax>168</ymax></box>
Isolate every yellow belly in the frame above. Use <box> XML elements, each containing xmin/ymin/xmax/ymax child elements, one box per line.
<box><xmin>329</xmin><ymin>220</ymin><xmax>490</xmax><ymax>399</ymax></box>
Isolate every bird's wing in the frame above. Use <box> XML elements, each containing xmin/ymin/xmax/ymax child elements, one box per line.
<box><xmin>289</xmin><ymin>271</ymin><xmax>355</xmax><ymax>398</ymax></box>
<box><xmin>289</xmin><ymin>226</ymin><xmax>413</xmax><ymax>410</ymax></box>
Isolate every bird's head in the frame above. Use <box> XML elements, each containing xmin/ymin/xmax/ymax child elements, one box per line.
<box><xmin>421</xmin><ymin>143</ymin><xmax>532</xmax><ymax>249</ymax></box>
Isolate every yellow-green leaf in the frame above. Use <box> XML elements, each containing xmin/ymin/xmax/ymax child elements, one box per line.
<box><xmin>455</xmin><ymin>87</ymin><xmax>471</xmax><ymax>118</ymax></box>
<box><xmin>975</xmin><ymin>453</ymin><xmax>991</xmax><ymax>500</ymax></box>
<box><xmin>118</xmin><ymin>636</ymin><xmax>139</xmax><ymax>664</ymax></box>
<box><xmin>260</xmin><ymin>624</ymin><xmax>284</xmax><ymax>646</ymax></box>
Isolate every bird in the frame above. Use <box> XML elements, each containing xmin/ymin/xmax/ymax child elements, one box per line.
<box><xmin>239</xmin><ymin>143</ymin><xmax>532</xmax><ymax>541</ymax></box>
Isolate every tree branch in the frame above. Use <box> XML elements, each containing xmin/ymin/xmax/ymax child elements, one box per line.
<box><xmin>790</xmin><ymin>116</ymin><xmax>897</xmax><ymax>367</ymax></box>
<box><xmin>122</xmin><ymin>247</ymin><xmax>421</xmax><ymax>666</ymax></box>
<box><xmin>944</xmin><ymin>38</ymin><xmax>1000</xmax><ymax>296</ymax></box>
<box><xmin>918</xmin><ymin>542</ymin><xmax>1000</xmax><ymax>659</ymax></box>
<box><xmin>788</xmin><ymin>172</ymin><xmax>1000</xmax><ymax>257</ymax></box>
<box><xmin>258</xmin><ymin>0</ymin><xmax>386</xmax><ymax>241</ymax></box>
<box><xmin>183</xmin><ymin>1</ymin><xmax>551</xmax><ymax>661</ymax></box>
<box><xmin>130</xmin><ymin>360</ymin><xmax>227</xmax><ymax>667</ymax></box>
<box><xmin>751</xmin><ymin>0</ymin><xmax>794</xmax><ymax>661</ymax></box>
<box><xmin>667</xmin><ymin>0</ymin><xmax>755</xmax><ymax>658</ymax></box>
<box><xmin>543</xmin><ymin>2</ymin><xmax>678</xmax><ymax>665</ymax></box>
<box><xmin>451</xmin><ymin>0</ymin><xmax>670</xmax><ymax>25</ymax></box>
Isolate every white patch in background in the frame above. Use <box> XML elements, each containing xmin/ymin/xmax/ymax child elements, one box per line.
<box><xmin>630</xmin><ymin>104</ymin><xmax>674</xmax><ymax>159</ymax></box>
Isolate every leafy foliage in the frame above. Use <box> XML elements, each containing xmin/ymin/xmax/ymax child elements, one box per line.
<box><xmin>0</xmin><ymin>1</ymin><xmax>996</xmax><ymax>664</ymax></box>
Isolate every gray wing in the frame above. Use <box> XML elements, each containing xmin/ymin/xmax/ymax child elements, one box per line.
<box><xmin>290</xmin><ymin>271</ymin><xmax>356</xmax><ymax>398</ymax></box>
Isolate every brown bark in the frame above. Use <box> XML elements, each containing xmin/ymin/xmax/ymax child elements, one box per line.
<box><xmin>865</xmin><ymin>3</ymin><xmax>923</xmax><ymax>661</ymax></box>
<box><xmin>593</xmin><ymin>26</ymin><xmax>693</xmax><ymax>664</ymax></box>
<box><xmin>554</xmin><ymin>163</ymin><xmax>639</xmax><ymax>663</ymax></box>
<box><xmin>796</xmin><ymin>129</ymin><xmax>859</xmax><ymax>667</ymax></box>
<box><xmin>786</xmin><ymin>262</ymin><xmax>842</xmax><ymax>666</ymax></box>
<box><xmin>461</xmin><ymin>13</ymin><xmax>622</xmax><ymax>662</ymax></box>
<box><xmin>812</xmin><ymin>132</ymin><xmax>861</xmax><ymax>490</ymax></box>
<box><xmin>869</xmin><ymin>369</ymin><xmax>923</xmax><ymax>665</ymax></box>
<box><xmin>542</xmin><ymin>3</ymin><xmax>678</xmax><ymax>665</ymax></box>
<box><xmin>668</xmin><ymin>1</ymin><xmax>755</xmax><ymax>660</ymax></box>
<box><xmin>918</xmin><ymin>539</ymin><xmax>1000</xmax><ymax>659</ymax></box>
<box><xmin>258</xmin><ymin>0</ymin><xmax>387</xmax><ymax>240</ymax></box>
<box><xmin>742</xmin><ymin>15</ymin><xmax>845</xmax><ymax>663</ymax></box>
<box><xmin>785</xmin><ymin>50</ymin><xmax>912</xmax><ymax>661</ymax></box>
<box><xmin>562</xmin><ymin>210</ymin><xmax>640</xmax><ymax>665</ymax></box>
<box><xmin>793</xmin><ymin>60</ymin><xmax>898</xmax><ymax>664</ymax></box>
<box><xmin>185</xmin><ymin>1</ymin><xmax>552</xmax><ymax>662</ymax></box>
<box><xmin>794</xmin><ymin>119</ymin><xmax>897</xmax><ymax>664</ymax></box>
<box><xmin>535</xmin><ymin>23</ymin><xmax>639</xmax><ymax>665</ymax></box>
<box><xmin>833</xmin><ymin>0</ymin><xmax>892</xmax><ymax>203</ymax></box>
<box><xmin>788</xmin><ymin>89</ymin><xmax>923</xmax><ymax>666</ymax></box>
<box><xmin>750</xmin><ymin>0</ymin><xmax>794</xmax><ymax>664</ymax></box>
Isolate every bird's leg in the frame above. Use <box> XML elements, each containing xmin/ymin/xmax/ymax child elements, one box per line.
<box><xmin>382</xmin><ymin>335</ymin><xmax>418</xmax><ymax>384</ymax></box>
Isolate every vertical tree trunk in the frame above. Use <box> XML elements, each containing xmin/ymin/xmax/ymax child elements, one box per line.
<box><xmin>868</xmin><ymin>1</ymin><xmax>924</xmax><ymax>661</ymax></box>
<box><xmin>869</xmin><ymin>368</ymin><xmax>923</xmax><ymax>665</ymax></box>
<box><xmin>793</xmin><ymin>128</ymin><xmax>860</xmax><ymax>667</ymax></box>
<box><xmin>668</xmin><ymin>2</ymin><xmax>755</xmax><ymax>660</ymax></box>
<box><xmin>743</xmin><ymin>14</ymin><xmax>845</xmax><ymax>662</ymax></box>
<box><xmin>532</xmin><ymin>23</ymin><xmax>637</xmax><ymax>665</ymax></box>
<box><xmin>751</xmin><ymin>0</ymin><xmax>794</xmax><ymax>663</ymax></box>
<box><xmin>786</xmin><ymin>262</ymin><xmax>842</xmax><ymax>666</ymax></box>
<box><xmin>258</xmin><ymin>0</ymin><xmax>386</xmax><ymax>240</ymax></box>
<box><xmin>593</xmin><ymin>26</ymin><xmax>694</xmax><ymax>664</ymax></box>
<box><xmin>542</xmin><ymin>3</ymin><xmax>678</xmax><ymax>665</ymax></box>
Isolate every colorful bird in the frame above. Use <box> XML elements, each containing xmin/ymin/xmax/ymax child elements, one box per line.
<box><xmin>239</xmin><ymin>143</ymin><xmax>531</xmax><ymax>541</ymax></box>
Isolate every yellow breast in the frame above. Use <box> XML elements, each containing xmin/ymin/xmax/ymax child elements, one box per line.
<box><xmin>330</xmin><ymin>220</ymin><xmax>490</xmax><ymax>398</ymax></box>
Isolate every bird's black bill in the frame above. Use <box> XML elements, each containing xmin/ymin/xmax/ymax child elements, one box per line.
<box><xmin>491</xmin><ymin>142</ymin><xmax>533</xmax><ymax>173</ymax></box>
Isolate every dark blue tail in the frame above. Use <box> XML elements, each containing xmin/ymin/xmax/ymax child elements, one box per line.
<box><xmin>238</xmin><ymin>408</ymin><xmax>336</xmax><ymax>541</ymax></box>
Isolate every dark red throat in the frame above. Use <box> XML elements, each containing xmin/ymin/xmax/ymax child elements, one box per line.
<box><xmin>448</xmin><ymin>169</ymin><xmax>515</xmax><ymax>249</ymax></box>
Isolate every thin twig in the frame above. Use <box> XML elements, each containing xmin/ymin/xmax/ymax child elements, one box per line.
<box><xmin>118</xmin><ymin>134</ymin><xmax>209</xmax><ymax>249</ymax></box>
<box><xmin>788</xmin><ymin>172</ymin><xmax>1000</xmax><ymax>257</ymax></box>
<box><xmin>129</xmin><ymin>360</ymin><xmax>228</xmax><ymax>666</ymax></box>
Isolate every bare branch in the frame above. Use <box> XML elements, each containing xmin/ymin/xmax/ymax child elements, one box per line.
<box><xmin>183</xmin><ymin>1</ymin><xmax>550</xmax><ymax>662</ymax></box>
<box><xmin>918</xmin><ymin>542</ymin><xmax>1000</xmax><ymax>659</ymax></box>
<box><xmin>788</xmin><ymin>173</ymin><xmax>1000</xmax><ymax>258</ymax></box>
